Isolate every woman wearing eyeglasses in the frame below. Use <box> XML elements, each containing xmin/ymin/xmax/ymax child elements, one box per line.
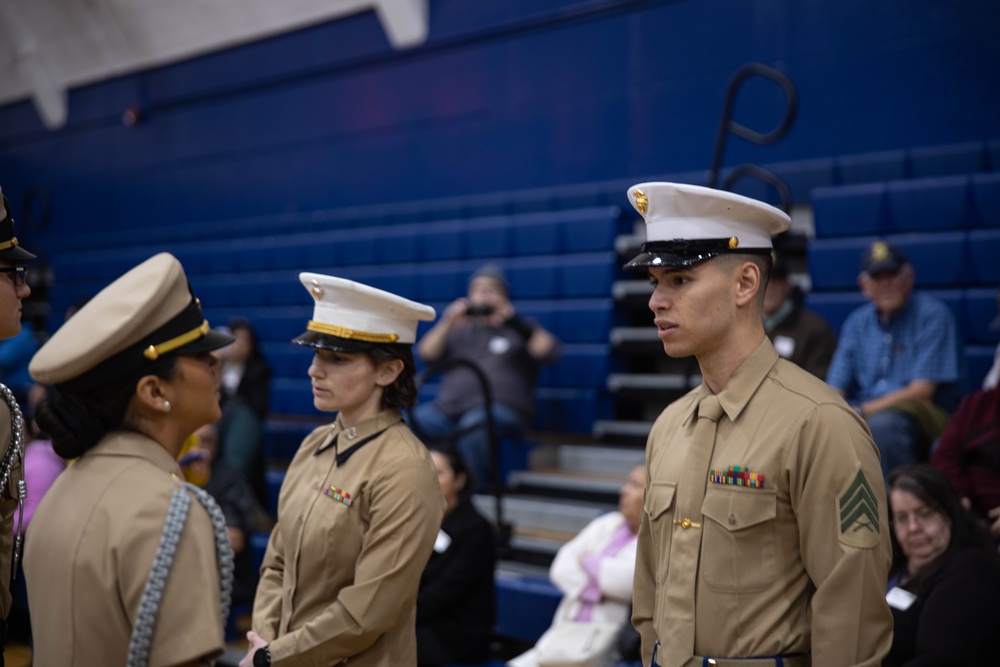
<box><xmin>885</xmin><ymin>464</ymin><xmax>1000</xmax><ymax>665</ymax></box>
<box><xmin>0</xmin><ymin>187</ymin><xmax>34</xmax><ymax>663</ymax></box>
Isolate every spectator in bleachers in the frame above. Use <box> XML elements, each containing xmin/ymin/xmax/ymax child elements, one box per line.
<box><xmin>180</xmin><ymin>422</ymin><xmax>264</xmax><ymax>606</ymax></box>
<box><xmin>762</xmin><ymin>256</ymin><xmax>838</xmax><ymax>379</ymax></box>
<box><xmin>416</xmin><ymin>441</ymin><xmax>496</xmax><ymax>667</ymax></box>
<box><xmin>25</xmin><ymin>253</ymin><xmax>235</xmax><ymax>665</ymax></box>
<box><xmin>885</xmin><ymin>464</ymin><xmax>1000</xmax><ymax>665</ymax></box>
<box><xmin>220</xmin><ymin>316</ymin><xmax>272</xmax><ymax>419</ymax></box>
<box><xmin>506</xmin><ymin>463</ymin><xmax>644</xmax><ymax>667</ymax></box>
<box><xmin>242</xmin><ymin>273</ymin><xmax>442</xmax><ymax>667</ymax></box>
<box><xmin>827</xmin><ymin>241</ymin><xmax>963</xmax><ymax>477</ymax></box>
<box><xmin>214</xmin><ymin>316</ymin><xmax>272</xmax><ymax>509</ymax></box>
<box><xmin>930</xmin><ymin>386</ymin><xmax>1000</xmax><ymax>542</ymax></box>
<box><xmin>411</xmin><ymin>264</ymin><xmax>561</xmax><ymax>489</ymax></box>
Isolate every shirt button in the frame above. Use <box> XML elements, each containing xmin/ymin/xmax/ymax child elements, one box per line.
<box><xmin>728</xmin><ymin>514</ymin><xmax>737</xmax><ymax>525</ymax></box>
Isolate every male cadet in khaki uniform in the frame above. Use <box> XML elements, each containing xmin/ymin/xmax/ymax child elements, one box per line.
<box><xmin>0</xmin><ymin>186</ymin><xmax>34</xmax><ymax>662</ymax></box>
<box><xmin>627</xmin><ymin>183</ymin><xmax>892</xmax><ymax>667</ymax></box>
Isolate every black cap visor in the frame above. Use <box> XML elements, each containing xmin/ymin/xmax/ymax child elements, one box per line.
<box><xmin>623</xmin><ymin>239</ymin><xmax>771</xmax><ymax>273</ymax></box>
<box><xmin>292</xmin><ymin>330</ymin><xmax>377</xmax><ymax>354</ymax></box>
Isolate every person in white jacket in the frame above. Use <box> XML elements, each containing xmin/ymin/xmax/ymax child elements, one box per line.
<box><xmin>508</xmin><ymin>464</ymin><xmax>644</xmax><ymax>667</ymax></box>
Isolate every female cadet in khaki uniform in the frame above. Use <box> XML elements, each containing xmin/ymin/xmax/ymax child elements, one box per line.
<box><xmin>0</xmin><ymin>186</ymin><xmax>35</xmax><ymax>663</ymax></box>
<box><xmin>25</xmin><ymin>253</ymin><xmax>236</xmax><ymax>667</ymax></box>
<box><xmin>241</xmin><ymin>273</ymin><xmax>444</xmax><ymax>667</ymax></box>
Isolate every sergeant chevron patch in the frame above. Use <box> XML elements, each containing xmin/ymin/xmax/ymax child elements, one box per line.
<box><xmin>837</xmin><ymin>468</ymin><xmax>881</xmax><ymax>549</ymax></box>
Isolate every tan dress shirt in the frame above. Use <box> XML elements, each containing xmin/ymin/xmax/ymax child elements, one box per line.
<box><xmin>633</xmin><ymin>339</ymin><xmax>893</xmax><ymax>667</ymax></box>
<box><xmin>252</xmin><ymin>409</ymin><xmax>444</xmax><ymax>667</ymax></box>
<box><xmin>25</xmin><ymin>431</ymin><xmax>225</xmax><ymax>666</ymax></box>
<box><xmin>0</xmin><ymin>401</ymin><xmax>19</xmax><ymax>620</ymax></box>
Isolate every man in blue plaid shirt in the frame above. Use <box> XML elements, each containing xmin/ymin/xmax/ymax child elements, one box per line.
<box><xmin>827</xmin><ymin>241</ymin><xmax>964</xmax><ymax>478</ymax></box>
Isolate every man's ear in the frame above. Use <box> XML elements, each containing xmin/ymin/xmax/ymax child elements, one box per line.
<box><xmin>375</xmin><ymin>358</ymin><xmax>404</xmax><ymax>388</ymax></box>
<box><xmin>734</xmin><ymin>261</ymin><xmax>761</xmax><ymax>307</ymax></box>
<box><xmin>134</xmin><ymin>374</ymin><xmax>172</xmax><ymax>414</ymax></box>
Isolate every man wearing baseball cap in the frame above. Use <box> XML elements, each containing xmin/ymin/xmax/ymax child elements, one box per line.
<box><xmin>626</xmin><ymin>182</ymin><xmax>891</xmax><ymax>667</ymax></box>
<box><xmin>827</xmin><ymin>241</ymin><xmax>963</xmax><ymax>478</ymax></box>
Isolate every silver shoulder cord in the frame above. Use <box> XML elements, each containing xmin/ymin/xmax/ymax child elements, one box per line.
<box><xmin>0</xmin><ymin>382</ymin><xmax>27</xmax><ymax>579</ymax></box>
<box><xmin>126</xmin><ymin>482</ymin><xmax>235</xmax><ymax>667</ymax></box>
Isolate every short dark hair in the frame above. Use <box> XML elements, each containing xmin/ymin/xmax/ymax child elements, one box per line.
<box><xmin>367</xmin><ymin>344</ymin><xmax>418</xmax><ymax>410</ymax></box>
<box><xmin>37</xmin><ymin>355</ymin><xmax>179</xmax><ymax>459</ymax></box>
<box><xmin>712</xmin><ymin>252</ymin><xmax>773</xmax><ymax>307</ymax></box>
<box><xmin>426</xmin><ymin>440</ymin><xmax>474</xmax><ymax>501</ymax></box>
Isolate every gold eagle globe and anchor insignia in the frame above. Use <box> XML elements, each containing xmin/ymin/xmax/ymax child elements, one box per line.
<box><xmin>869</xmin><ymin>241</ymin><xmax>890</xmax><ymax>262</ymax></box>
<box><xmin>632</xmin><ymin>189</ymin><xmax>648</xmax><ymax>215</ymax></box>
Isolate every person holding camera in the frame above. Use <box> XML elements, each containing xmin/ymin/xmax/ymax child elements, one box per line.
<box><xmin>411</xmin><ymin>264</ymin><xmax>561</xmax><ymax>489</ymax></box>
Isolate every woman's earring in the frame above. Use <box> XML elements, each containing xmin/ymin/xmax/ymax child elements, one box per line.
<box><xmin>163</xmin><ymin>401</ymin><xmax>171</xmax><ymax>411</ymax></box>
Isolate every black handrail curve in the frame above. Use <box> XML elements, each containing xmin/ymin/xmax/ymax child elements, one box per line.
<box><xmin>408</xmin><ymin>358</ymin><xmax>511</xmax><ymax>550</ymax></box>
<box><xmin>707</xmin><ymin>62</ymin><xmax>798</xmax><ymax>213</ymax></box>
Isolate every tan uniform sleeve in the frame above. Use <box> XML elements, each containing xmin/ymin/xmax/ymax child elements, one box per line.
<box><xmin>789</xmin><ymin>403</ymin><xmax>893</xmax><ymax>667</ymax></box>
<box><xmin>632</xmin><ymin>445</ymin><xmax>656</xmax><ymax>667</ymax></box>
<box><xmin>269</xmin><ymin>458</ymin><xmax>443</xmax><ymax>666</ymax></box>
<box><xmin>121</xmin><ymin>495</ymin><xmax>226</xmax><ymax>666</ymax></box>
<box><xmin>253</xmin><ymin>517</ymin><xmax>287</xmax><ymax>640</ymax></box>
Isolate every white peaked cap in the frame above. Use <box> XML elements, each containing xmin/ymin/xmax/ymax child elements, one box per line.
<box><xmin>293</xmin><ymin>273</ymin><xmax>436</xmax><ymax>350</ymax></box>
<box><xmin>623</xmin><ymin>182</ymin><xmax>790</xmax><ymax>270</ymax></box>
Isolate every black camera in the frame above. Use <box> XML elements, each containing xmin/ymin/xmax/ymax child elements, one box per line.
<box><xmin>465</xmin><ymin>304</ymin><xmax>494</xmax><ymax>317</ymax></box>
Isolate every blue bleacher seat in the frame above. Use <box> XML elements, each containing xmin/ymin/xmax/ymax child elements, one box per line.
<box><xmin>770</xmin><ymin>157</ymin><xmax>837</xmax><ymax>205</ymax></box>
<box><xmin>963</xmin><ymin>287</ymin><xmax>1000</xmax><ymax>344</ymax></box>
<box><xmin>804</xmin><ymin>291</ymin><xmax>866</xmax><ymax>335</ymax></box>
<box><xmin>507</xmin><ymin>257</ymin><xmax>559</xmax><ymax>299</ymax></box>
<box><xmin>554</xmin><ymin>298</ymin><xmax>616</xmax><ymax>343</ymax></box>
<box><xmin>513</xmin><ymin>213</ymin><xmax>562</xmax><ymax>255</ymax></box>
<box><xmin>811</xmin><ymin>184</ymin><xmax>889</xmax><ymax>238</ymax></box>
<box><xmin>464</xmin><ymin>217</ymin><xmax>512</xmax><ymax>258</ymax></box>
<box><xmin>837</xmin><ymin>149</ymin><xmax>907</xmax><ymax>185</ymax></box>
<box><xmin>562</xmin><ymin>207</ymin><xmax>623</xmax><ymax>253</ymax></box>
<box><xmin>552</xmin><ymin>345</ymin><xmax>611</xmax><ymax>387</ymax></box>
<box><xmin>967</xmin><ymin>229</ymin><xmax>1000</xmax><ymax>283</ymax></box>
<box><xmin>419</xmin><ymin>221</ymin><xmax>466</xmax><ymax>261</ymax></box>
<box><xmin>972</xmin><ymin>173</ymin><xmax>1000</xmax><ymax>227</ymax></box>
<box><xmin>494</xmin><ymin>574</ymin><xmax>561</xmax><ymax>643</ymax></box>
<box><xmin>926</xmin><ymin>289</ymin><xmax>966</xmax><ymax>339</ymax></box>
<box><xmin>892</xmin><ymin>232</ymin><xmax>969</xmax><ymax>287</ymax></box>
<box><xmin>966</xmin><ymin>345</ymin><xmax>996</xmax><ymax>391</ymax></box>
<box><xmin>808</xmin><ymin>237</ymin><xmax>875</xmax><ymax>290</ymax></box>
<box><xmin>908</xmin><ymin>141</ymin><xmax>987</xmax><ymax>178</ymax></box>
<box><xmin>419</xmin><ymin>263</ymin><xmax>470</xmax><ymax>301</ymax></box>
<box><xmin>534</xmin><ymin>387</ymin><xmax>612</xmax><ymax>433</ymax></box>
<box><xmin>264</xmin><ymin>420</ymin><xmax>317</xmax><ymax>461</ymax></box>
<box><xmin>558</xmin><ymin>252</ymin><xmax>617</xmax><ymax>298</ymax></box>
<box><xmin>887</xmin><ymin>176</ymin><xmax>971</xmax><ymax>231</ymax></box>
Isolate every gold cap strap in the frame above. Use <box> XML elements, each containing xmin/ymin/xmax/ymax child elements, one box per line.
<box><xmin>143</xmin><ymin>320</ymin><xmax>210</xmax><ymax>360</ymax></box>
<box><xmin>307</xmin><ymin>320</ymin><xmax>399</xmax><ymax>343</ymax></box>
<box><xmin>0</xmin><ymin>237</ymin><xmax>21</xmax><ymax>251</ymax></box>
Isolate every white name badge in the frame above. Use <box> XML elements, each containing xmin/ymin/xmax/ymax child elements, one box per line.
<box><xmin>886</xmin><ymin>586</ymin><xmax>917</xmax><ymax>610</ymax></box>
<box><xmin>434</xmin><ymin>529</ymin><xmax>452</xmax><ymax>553</ymax></box>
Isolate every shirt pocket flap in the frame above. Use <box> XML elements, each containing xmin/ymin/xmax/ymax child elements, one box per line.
<box><xmin>644</xmin><ymin>482</ymin><xmax>676</xmax><ymax>521</ymax></box>
<box><xmin>702</xmin><ymin>487</ymin><xmax>777</xmax><ymax>532</ymax></box>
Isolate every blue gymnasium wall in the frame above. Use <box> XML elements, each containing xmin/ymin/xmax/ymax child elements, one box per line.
<box><xmin>0</xmin><ymin>0</ymin><xmax>998</xmax><ymax>236</ymax></box>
